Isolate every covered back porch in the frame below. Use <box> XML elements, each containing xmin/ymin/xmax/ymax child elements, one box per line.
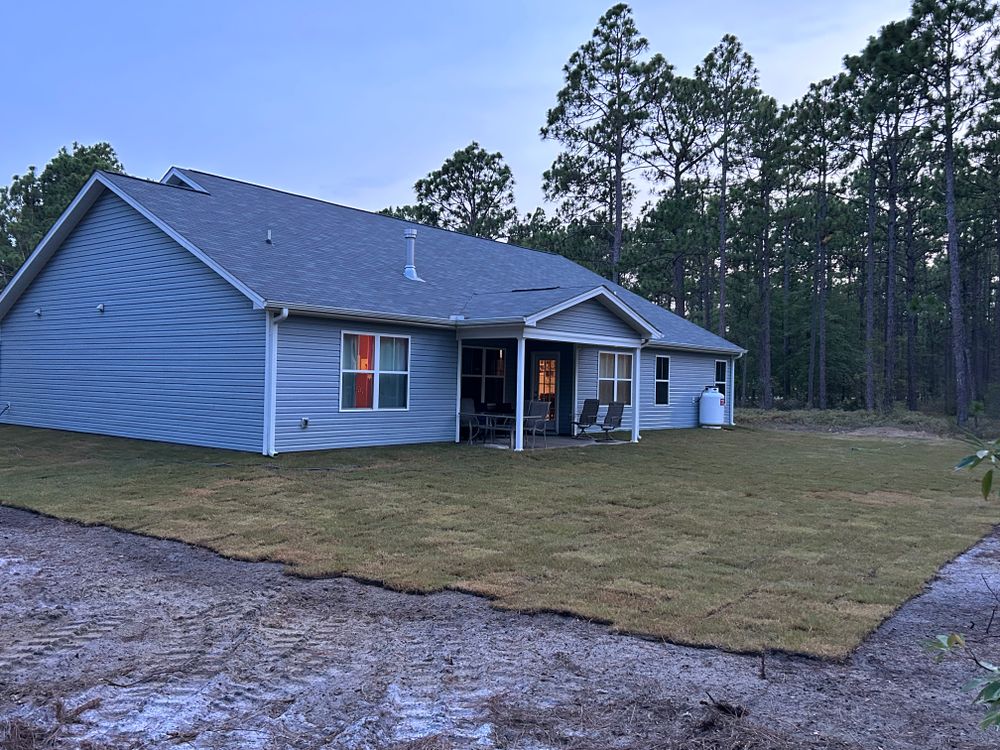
<box><xmin>455</xmin><ymin>328</ymin><xmax>643</xmax><ymax>451</ymax></box>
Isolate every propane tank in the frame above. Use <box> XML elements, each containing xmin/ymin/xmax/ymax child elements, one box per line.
<box><xmin>698</xmin><ymin>386</ymin><xmax>725</xmax><ymax>429</ymax></box>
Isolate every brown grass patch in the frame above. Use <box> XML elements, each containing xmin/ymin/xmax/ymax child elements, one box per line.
<box><xmin>0</xmin><ymin>424</ymin><xmax>994</xmax><ymax>658</ymax></box>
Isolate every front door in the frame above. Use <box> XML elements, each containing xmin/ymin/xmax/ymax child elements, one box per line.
<box><xmin>531</xmin><ymin>352</ymin><xmax>559</xmax><ymax>432</ymax></box>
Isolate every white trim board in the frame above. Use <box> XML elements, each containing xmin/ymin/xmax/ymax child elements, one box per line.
<box><xmin>525</xmin><ymin>328</ymin><xmax>643</xmax><ymax>349</ymax></box>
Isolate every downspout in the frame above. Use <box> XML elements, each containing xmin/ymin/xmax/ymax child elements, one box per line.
<box><xmin>264</xmin><ymin>307</ymin><xmax>289</xmax><ymax>456</ymax></box>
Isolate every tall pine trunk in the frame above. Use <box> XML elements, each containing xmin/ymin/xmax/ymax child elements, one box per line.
<box><xmin>905</xmin><ymin>207</ymin><xmax>919</xmax><ymax>411</ymax></box>
<box><xmin>994</xmin><ymin>216</ymin><xmax>1000</xmax><ymax>385</ymax></box>
<box><xmin>758</xmin><ymin>183</ymin><xmax>773</xmax><ymax>409</ymax></box>
<box><xmin>672</xmin><ymin>254</ymin><xmax>685</xmax><ymax>317</ymax></box>
<box><xmin>611</xmin><ymin>140</ymin><xmax>624</xmax><ymax>284</ymax></box>
<box><xmin>884</xmin><ymin>134</ymin><xmax>899</xmax><ymax>411</ymax></box>
<box><xmin>717</xmin><ymin>142</ymin><xmax>729</xmax><ymax>336</ymax></box>
<box><xmin>782</xmin><ymin>217</ymin><xmax>792</xmax><ymax>400</ymax></box>
<box><xmin>944</xmin><ymin>98</ymin><xmax>969</xmax><ymax>425</ymax></box>
<box><xmin>864</xmin><ymin>129</ymin><xmax>877</xmax><ymax>411</ymax></box>
<box><xmin>816</xmin><ymin>181</ymin><xmax>830</xmax><ymax>410</ymax></box>
<box><xmin>672</xmin><ymin>171</ymin><xmax>686</xmax><ymax>317</ymax></box>
<box><xmin>807</xmin><ymin>245</ymin><xmax>819</xmax><ymax>408</ymax></box>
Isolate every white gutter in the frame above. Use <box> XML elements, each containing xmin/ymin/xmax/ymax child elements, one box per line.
<box><xmin>644</xmin><ymin>340</ymin><xmax>747</xmax><ymax>357</ymax></box>
<box><xmin>264</xmin><ymin>303</ymin><xmax>744</xmax><ymax>355</ymax></box>
<box><xmin>265</xmin><ymin>302</ymin><xmax>452</xmax><ymax>328</ymax></box>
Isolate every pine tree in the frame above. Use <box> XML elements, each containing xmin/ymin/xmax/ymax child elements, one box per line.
<box><xmin>696</xmin><ymin>35</ymin><xmax>760</xmax><ymax>336</ymax></box>
<box><xmin>542</xmin><ymin>3</ymin><xmax>652</xmax><ymax>282</ymax></box>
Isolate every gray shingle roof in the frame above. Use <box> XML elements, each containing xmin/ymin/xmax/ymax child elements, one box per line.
<box><xmin>101</xmin><ymin>169</ymin><xmax>743</xmax><ymax>354</ymax></box>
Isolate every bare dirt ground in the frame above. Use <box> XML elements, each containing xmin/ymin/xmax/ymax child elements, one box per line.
<box><xmin>748</xmin><ymin>422</ymin><xmax>949</xmax><ymax>442</ymax></box>
<box><xmin>1</xmin><ymin>506</ymin><xmax>998</xmax><ymax>750</ymax></box>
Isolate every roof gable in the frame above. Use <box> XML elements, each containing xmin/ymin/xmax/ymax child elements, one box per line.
<box><xmin>532</xmin><ymin>296</ymin><xmax>644</xmax><ymax>340</ymax></box>
<box><xmin>0</xmin><ymin>173</ymin><xmax>263</xmax><ymax>321</ymax></box>
<box><xmin>525</xmin><ymin>287</ymin><xmax>659</xmax><ymax>338</ymax></box>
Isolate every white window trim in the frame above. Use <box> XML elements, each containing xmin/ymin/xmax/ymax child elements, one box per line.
<box><xmin>654</xmin><ymin>355</ymin><xmax>670</xmax><ymax>406</ymax></box>
<box><xmin>460</xmin><ymin>345</ymin><xmax>506</xmax><ymax>404</ymax></box>
<box><xmin>339</xmin><ymin>331</ymin><xmax>411</xmax><ymax>412</ymax></box>
<box><xmin>597</xmin><ymin>350</ymin><xmax>633</xmax><ymax>406</ymax></box>
<box><xmin>715</xmin><ymin>359</ymin><xmax>728</xmax><ymax>398</ymax></box>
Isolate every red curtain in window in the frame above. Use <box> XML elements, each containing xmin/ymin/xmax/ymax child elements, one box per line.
<box><xmin>357</xmin><ymin>335</ymin><xmax>374</xmax><ymax>370</ymax></box>
<box><xmin>355</xmin><ymin>335</ymin><xmax>375</xmax><ymax>407</ymax></box>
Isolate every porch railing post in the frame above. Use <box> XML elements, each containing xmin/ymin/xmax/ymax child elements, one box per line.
<box><xmin>515</xmin><ymin>335</ymin><xmax>525</xmax><ymax>452</ymax></box>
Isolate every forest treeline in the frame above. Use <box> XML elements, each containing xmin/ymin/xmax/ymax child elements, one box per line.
<box><xmin>386</xmin><ymin>0</ymin><xmax>1000</xmax><ymax>426</ymax></box>
<box><xmin>3</xmin><ymin>2</ymin><xmax>999</xmax><ymax>426</ymax></box>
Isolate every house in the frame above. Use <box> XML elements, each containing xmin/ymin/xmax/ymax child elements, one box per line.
<box><xmin>0</xmin><ymin>168</ymin><xmax>745</xmax><ymax>454</ymax></box>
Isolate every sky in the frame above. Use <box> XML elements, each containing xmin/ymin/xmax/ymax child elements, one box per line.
<box><xmin>3</xmin><ymin>0</ymin><xmax>910</xmax><ymax>214</ymax></box>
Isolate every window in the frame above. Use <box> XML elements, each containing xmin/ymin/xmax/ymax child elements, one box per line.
<box><xmin>598</xmin><ymin>351</ymin><xmax>632</xmax><ymax>405</ymax></box>
<box><xmin>461</xmin><ymin>346</ymin><xmax>505</xmax><ymax>406</ymax></box>
<box><xmin>715</xmin><ymin>360</ymin><xmax>727</xmax><ymax>398</ymax></box>
<box><xmin>655</xmin><ymin>356</ymin><xmax>670</xmax><ymax>405</ymax></box>
<box><xmin>340</xmin><ymin>333</ymin><xmax>409</xmax><ymax>411</ymax></box>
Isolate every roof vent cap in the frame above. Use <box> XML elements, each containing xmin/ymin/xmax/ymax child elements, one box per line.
<box><xmin>403</xmin><ymin>229</ymin><xmax>424</xmax><ymax>282</ymax></box>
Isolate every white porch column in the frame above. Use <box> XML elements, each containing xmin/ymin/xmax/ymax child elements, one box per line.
<box><xmin>455</xmin><ymin>338</ymin><xmax>463</xmax><ymax>442</ymax></box>
<box><xmin>631</xmin><ymin>346</ymin><xmax>641</xmax><ymax>443</ymax></box>
<box><xmin>514</xmin><ymin>335</ymin><xmax>526</xmax><ymax>452</ymax></box>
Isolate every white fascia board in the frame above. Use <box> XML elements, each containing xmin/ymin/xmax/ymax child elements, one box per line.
<box><xmin>524</xmin><ymin>286</ymin><xmax>661</xmax><ymax>338</ymax></box>
<box><xmin>644</xmin><ymin>340</ymin><xmax>747</xmax><ymax>356</ymax></box>
<box><xmin>265</xmin><ymin>302</ymin><xmax>454</xmax><ymax>329</ymax></box>
<box><xmin>159</xmin><ymin>167</ymin><xmax>209</xmax><ymax>193</ymax></box>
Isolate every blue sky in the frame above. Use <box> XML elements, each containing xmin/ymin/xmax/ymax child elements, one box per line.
<box><xmin>4</xmin><ymin>1</ymin><xmax>908</xmax><ymax>214</ymax></box>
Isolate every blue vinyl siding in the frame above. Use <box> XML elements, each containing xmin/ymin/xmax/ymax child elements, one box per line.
<box><xmin>535</xmin><ymin>298</ymin><xmax>638</xmax><ymax>339</ymax></box>
<box><xmin>274</xmin><ymin>316</ymin><xmax>457</xmax><ymax>451</ymax></box>
<box><xmin>0</xmin><ymin>191</ymin><xmax>265</xmax><ymax>451</ymax></box>
<box><xmin>639</xmin><ymin>349</ymin><xmax>734</xmax><ymax>429</ymax></box>
<box><xmin>575</xmin><ymin>346</ymin><xmax>735</xmax><ymax>432</ymax></box>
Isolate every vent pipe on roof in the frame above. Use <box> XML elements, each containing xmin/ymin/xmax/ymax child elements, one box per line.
<box><xmin>403</xmin><ymin>229</ymin><xmax>424</xmax><ymax>282</ymax></box>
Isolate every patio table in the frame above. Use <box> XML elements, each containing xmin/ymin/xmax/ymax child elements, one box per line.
<box><xmin>471</xmin><ymin>413</ymin><xmax>515</xmax><ymax>448</ymax></box>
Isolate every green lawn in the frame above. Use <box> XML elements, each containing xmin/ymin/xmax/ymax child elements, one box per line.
<box><xmin>1</xmin><ymin>424</ymin><xmax>994</xmax><ymax>658</ymax></box>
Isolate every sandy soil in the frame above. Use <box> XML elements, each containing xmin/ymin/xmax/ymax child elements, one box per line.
<box><xmin>747</xmin><ymin>423</ymin><xmax>949</xmax><ymax>442</ymax></box>
<box><xmin>1</xmin><ymin>505</ymin><xmax>997</xmax><ymax>749</ymax></box>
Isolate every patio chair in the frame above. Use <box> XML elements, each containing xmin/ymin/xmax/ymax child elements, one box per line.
<box><xmin>598</xmin><ymin>401</ymin><xmax>625</xmax><ymax>441</ymax></box>
<box><xmin>523</xmin><ymin>399</ymin><xmax>550</xmax><ymax>449</ymax></box>
<box><xmin>460</xmin><ymin>398</ymin><xmax>484</xmax><ymax>445</ymax></box>
<box><xmin>571</xmin><ymin>398</ymin><xmax>600</xmax><ymax>439</ymax></box>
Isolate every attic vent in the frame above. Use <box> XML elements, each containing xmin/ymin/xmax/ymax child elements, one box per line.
<box><xmin>511</xmin><ymin>286</ymin><xmax>560</xmax><ymax>293</ymax></box>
